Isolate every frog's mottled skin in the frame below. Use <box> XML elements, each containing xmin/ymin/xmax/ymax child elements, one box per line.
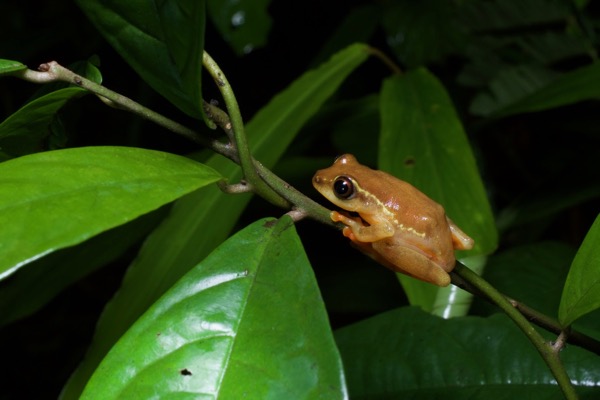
<box><xmin>312</xmin><ymin>154</ymin><xmax>474</xmax><ymax>287</ymax></box>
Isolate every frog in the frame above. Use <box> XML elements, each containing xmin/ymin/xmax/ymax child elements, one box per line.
<box><xmin>312</xmin><ymin>154</ymin><xmax>474</xmax><ymax>287</ymax></box>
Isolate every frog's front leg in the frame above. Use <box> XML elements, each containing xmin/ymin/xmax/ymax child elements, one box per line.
<box><xmin>373</xmin><ymin>242</ymin><xmax>452</xmax><ymax>287</ymax></box>
<box><xmin>331</xmin><ymin>211</ymin><xmax>394</xmax><ymax>243</ymax></box>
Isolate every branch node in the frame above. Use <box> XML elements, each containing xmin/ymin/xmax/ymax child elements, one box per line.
<box><xmin>217</xmin><ymin>179</ymin><xmax>252</xmax><ymax>194</ymax></box>
<box><xmin>286</xmin><ymin>208</ymin><xmax>308</xmax><ymax>222</ymax></box>
<box><xmin>553</xmin><ymin>330</ymin><xmax>570</xmax><ymax>353</ymax></box>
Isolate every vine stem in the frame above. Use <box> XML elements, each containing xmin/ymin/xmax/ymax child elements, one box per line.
<box><xmin>452</xmin><ymin>263</ymin><xmax>579</xmax><ymax>400</ymax></box>
<box><xmin>202</xmin><ymin>51</ymin><xmax>289</xmax><ymax>209</ymax></box>
<box><xmin>13</xmin><ymin>61</ymin><xmax>336</xmax><ymax>228</ymax></box>
<box><xmin>201</xmin><ymin>101</ymin><xmax>334</xmax><ymax>227</ymax></box>
<box><xmin>14</xmin><ymin>62</ymin><xmax>233</xmax><ymax>158</ymax></box>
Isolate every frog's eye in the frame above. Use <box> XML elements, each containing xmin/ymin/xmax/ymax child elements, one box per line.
<box><xmin>333</xmin><ymin>176</ymin><xmax>355</xmax><ymax>199</ymax></box>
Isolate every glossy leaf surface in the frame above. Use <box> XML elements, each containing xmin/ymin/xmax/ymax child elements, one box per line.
<box><xmin>61</xmin><ymin>44</ymin><xmax>370</xmax><ymax>398</ymax></box>
<box><xmin>335</xmin><ymin>307</ymin><xmax>600</xmax><ymax>399</ymax></box>
<box><xmin>559</xmin><ymin>214</ymin><xmax>600</xmax><ymax>327</ymax></box>
<box><xmin>81</xmin><ymin>218</ymin><xmax>346</xmax><ymax>399</ymax></box>
<box><xmin>0</xmin><ymin>147</ymin><xmax>221</xmax><ymax>280</ymax></box>
<box><xmin>379</xmin><ymin>69</ymin><xmax>497</xmax><ymax>311</ymax></box>
<box><xmin>74</xmin><ymin>0</ymin><xmax>206</xmax><ymax>119</ymax></box>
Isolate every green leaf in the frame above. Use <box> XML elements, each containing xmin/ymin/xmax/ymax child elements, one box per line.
<box><xmin>335</xmin><ymin>307</ymin><xmax>600</xmax><ymax>399</ymax></box>
<box><xmin>469</xmin><ymin>64</ymin><xmax>559</xmax><ymax>117</ymax></box>
<box><xmin>75</xmin><ymin>0</ymin><xmax>206</xmax><ymax>119</ymax></box>
<box><xmin>81</xmin><ymin>218</ymin><xmax>346</xmax><ymax>399</ymax></box>
<box><xmin>0</xmin><ymin>147</ymin><xmax>221</xmax><ymax>280</ymax></box>
<box><xmin>61</xmin><ymin>44</ymin><xmax>370</xmax><ymax>399</ymax></box>
<box><xmin>155</xmin><ymin>0</ymin><xmax>205</xmax><ymax>112</ymax></box>
<box><xmin>0</xmin><ymin>87</ymin><xmax>86</xmax><ymax>157</ymax></box>
<box><xmin>379</xmin><ymin>69</ymin><xmax>497</xmax><ymax>311</ymax></box>
<box><xmin>559</xmin><ymin>214</ymin><xmax>600</xmax><ymax>327</ymax></box>
<box><xmin>381</xmin><ymin>0</ymin><xmax>466</xmax><ymax>67</ymax></box>
<box><xmin>474</xmin><ymin>63</ymin><xmax>600</xmax><ymax>118</ymax></box>
<box><xmin>0</xmin><ymin>59</ymin><xmax>27</xmax><ymax>75</ymax></box>
<box><xmin>0</xmin><ymin>209</ymin><xmax>164</xmax><ymax>327</ymax></box>
<box><xmin>207</xmin><ymin>0</ymin><xmax>272</xmax><ymax>55</ymax></box>
<box><xmin>471</xmin><ymin>242</ymin><xmax>575</xmax><ymax>318</ymax></box>
<box><xmin>460</xmin><ymin>0</ymin><xmax>569</xmax><ymax>32</ymax></box>
<box><xmin>516</xmin><ymin>32</ymin><xmax>591</xmax><ymax>65</ymax></box>
<box><xmin>246</xmin><ymin>43</ymin><xmax>370</xmax><ymax>166</ymax></box>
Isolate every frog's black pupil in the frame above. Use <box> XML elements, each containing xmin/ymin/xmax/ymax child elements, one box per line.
<box><xmin>334</xmin><ymin>177</ymin><xmax>353</xmax><ymax>199</ymax></box>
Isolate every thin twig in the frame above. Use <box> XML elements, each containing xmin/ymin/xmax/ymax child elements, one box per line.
<box><xmin>14</xmin><ymin>62</ymin><xmax>234</xmax><ymax>159</ymax></box>
<box><xmin>507</xmin><ymin>298</ymin><xmax>600</xmax><ymax>356</ymax></box>
<box><xmin>202</xmin><ymin>51</ymin><xmax>289</xmax><ymax>209</ymax></box>
<box><xmin>451</xmin><ymin>267</ymin><xmax>600</xmax><ymax>356</ymax></box>
<box><xmin>453</xmin><ymin>263</ymin><xmax>579</xmax><ymax>400</ymax></box>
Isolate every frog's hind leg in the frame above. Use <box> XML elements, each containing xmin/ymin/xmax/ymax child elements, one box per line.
<box><xmin>372</xmin><ymin>242</ymin><xmax>452</xmax><ymax>287</ymax></box>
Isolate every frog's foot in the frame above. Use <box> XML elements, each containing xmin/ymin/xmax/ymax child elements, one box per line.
<box><xmin>342</xmin><ymin>226</ymin><xmax>357</xmax><ymax>241</ymax></box>
<box><xmin>331</xmin><ymin>211</ymin><xmax>366</xmax><ymax>243</ymax></box>
<box><xmin>331</xmin><ymin>211</ymin><xmax>365</xmax><ymax>229</ymax></box>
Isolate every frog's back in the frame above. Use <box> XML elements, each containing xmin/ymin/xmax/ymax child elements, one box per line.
<box><xmin>371</xmin><ymin>169</ymin><xmax>446</xmax><ymax>219</ymax></box>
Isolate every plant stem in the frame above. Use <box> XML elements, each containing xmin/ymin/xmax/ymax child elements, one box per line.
<box><xmin>367</xmin><ymin>47</ymin><xmax>403</xmax><ymax>75</ymax></box>
<box><xmin>450</xmin><ymin>266</ymin><xmax>600</xmax><ymax>356</ymax></box>
<box><xmin>452</xmin><ymin>263</ymin><xmax>579</xmax><ymax>400</ymax></box>
<box><xmin>15</xmin><ymin>62</ymin><xmax>234</xmax><ymax>158</ymax></box>
<box><xmin>202</xmin><ymin>99</ymin><xmax>336</xmax><ymax>227</ymax></box>
<box><xmin>507</xmin><ymin>298</ymin><xmax>600</xmax><ymax>356</ymax></box>
<box><xmin>202</xmin><ymin>51</ymin><xmax>289</xmax><ymax>209</ymax></box>
<box><xmin>14</xmin><ymin>61</ymin><xmax>333</xmax><ymax>226</ymax></box>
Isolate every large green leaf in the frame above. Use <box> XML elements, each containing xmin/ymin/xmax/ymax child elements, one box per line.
<box><xmin>207</xmin><ymin>0</ymin><xmax>272</xmax><ymax>55</ymax></box>
<box><xmin>0</xmin><ymin>210</ymin><xmax>164</xmax><ymax>327</ymax></box>
<box><xmin>0</xmin><ymin>146</ymin><xmax>221</xmax><ymax>280</ymax></box>
<box><xmin>75</xmin><ymin>0</ymin><xmax>206</xmax><ymax>119</ymax></box>
<box><xmin>61</xmin><ymin>44</ymin><xmax>370</xmax><ymax>398</ymax></box>
<box><xmin>0</xmin><ymin>87</ymin><xmax>86</xmax><ymax>157</ymax></box>
<box><xmin>559</xmin><ymin>214</ymin><xmax>600</xmax><ymax>327</ymax></box>
<box><xmin>378</xmin><ymin>69</ymin><xmax>497</xmax><ymax>312</ymax></box>
<box><xmin>335</xmin><ymin>307</ymin><xmax>600</xmax><ymax>399</ymax></box>
<box><xmin>81</xmin><ymin>218</ymin><xmax>346</xmax><ymax>399</ymax></box>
